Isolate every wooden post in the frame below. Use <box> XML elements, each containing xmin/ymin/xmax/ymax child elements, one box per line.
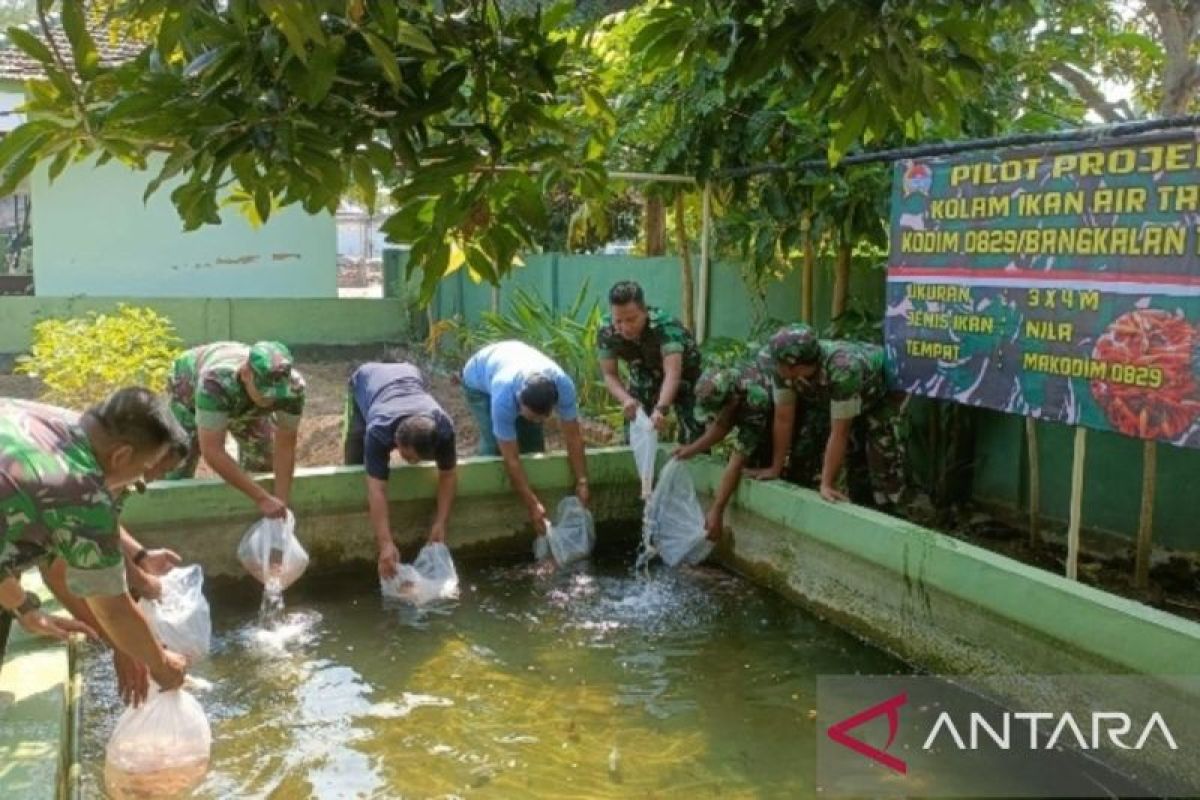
<box><xmin>1134</xmin><ymin>440</ymin><xmax>1157</xmax><ymax>589</ymax></box>
<box><xmin>801</xmin><ymin>212</ymin><xmax>814</xmax><ymax>323</ymax></box>
<box><xmin>674</xmin><ymin>192</ymin><xmax>695</xmax><ymax>331</ymax></box>
<box><xmin>696</xmin><ymin>182</ymin><xmax>712</xmax><ymax>343</ymax></box>
<box><xmin>1025</xmin><ymin>417</ymin><xmax>1040</xmax><ymax>546</ymax></box>
<box><xmin>644</xmin><ymin>195</ymin><xmax>666</xmax><ymax>256</ymax></box>
<box><xmin>832</xmin><ymin>237</ymin><xmax>851</xmax><ymax>319</ymax></box>
<box><xmin>1065</xmin><ymin>426</ymin><xmax>1087</xmax><ymax>580</ymax></box>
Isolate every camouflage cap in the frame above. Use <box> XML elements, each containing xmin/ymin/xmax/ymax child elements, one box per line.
<box><xmin>765</xmin><ymin>323</ymin><xmax>820</xmax><ymax>366</ymax></box>
<box><xmin>247</xmin><ymin>341</ymin><xmax>299</xmax><ymax>401</ymax></box>
<box><xmin>694</xmin><ymin>367</ymin><xmax>739</xmax><ymax>422</ymax></box>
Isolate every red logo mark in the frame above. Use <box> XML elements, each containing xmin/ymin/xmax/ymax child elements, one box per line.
<box><xmin>826</xmin><ymin>692</ymin><xmax>908</xmax><ymax>774</ymax></box>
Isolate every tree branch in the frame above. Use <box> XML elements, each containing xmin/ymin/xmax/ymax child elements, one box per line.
<box><xmin>1049</xmin><ymin>62</ymin><xmax>1129</xmax><ymax>122</ymax></box>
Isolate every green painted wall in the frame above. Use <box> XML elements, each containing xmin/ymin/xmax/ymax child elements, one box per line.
<box><xmin>972</xmin><ymin>410</ymin><xmax>1200</xmax><ymax>551</ymax></box>
<box><xmin>30</xmin><ymin>154</ymin><xmax>337</xmax><ymax>298</ymax></box>
<box><xmin>0</xmin><ymin>296</ymin><xmax>409</xmax><ymax>355</ymax></box>
<box><xmin>420</xmin><ymin>250</ymin><xmax>884</xmax><ymax>343</ymax></box>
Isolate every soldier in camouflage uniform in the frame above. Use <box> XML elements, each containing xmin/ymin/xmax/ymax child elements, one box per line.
<box><xmin>164</xmin><ymin>341</ymin><xmax>306</xmax><ymax>519</ymax></box>
<box><xmin>755</xmin><ymin>323</ymin><xmax>907</xmax><ymax>507</ymax></box>
<box><xmin>0</xmin><ymin>388</ymin><xmax>188</xmax><ymax>702</ymax></box>
<box><xmin>675</xmin><ymin>360</ymin><xmax>776</xmax><ymax>540</ymax></box>
<box><xmin>597</xmin><ymin>280</ymin><xmax>704</xmax><ymax>444</ymax></box>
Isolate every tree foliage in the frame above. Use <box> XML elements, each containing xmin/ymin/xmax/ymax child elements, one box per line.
<box><xmin>1</xmin><ymin>0</ymin><xmax>612</xmax><ymax>296</ymax></box>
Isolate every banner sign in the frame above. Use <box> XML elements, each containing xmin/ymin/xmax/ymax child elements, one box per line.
<box><xmin>885</xmin><ymin>131</ymin><xmax>1200</xmax><ymax>447</ymax></box>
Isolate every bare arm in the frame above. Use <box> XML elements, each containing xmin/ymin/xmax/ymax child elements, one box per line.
<box><xmin>498</xmin><ymin>439</ymin><xmax>546</xmax><ymax>533</ymax></box>
<box><xmin>272</xmin><ymin>425</ymin><xmax>298</xmax><ymax>505</ymax></box>
<box><xmin>656</xmin><ymin>352</ymin><xmax>683</xmax><ymax>408</ymax></box>
<box><xmin>751</xmin><ymin>400</ymin><xmax>795</xmax><ymax>479</ymax></box>
<box><xmin>430</xmin><ymin>469</ymin><xmax>457</xmax><ymax>541</ymax></box>
<box><xmin>365</xmin><ymin>476</ymin><xmax>400</xmax><ymax>578</ymax></box>
<box><xmin>199</xmin><ymin>427</ymin><xmax>285</xmax><ymax>516</ymax></box>
<box><xmin>819</xmin><ymin>417</ymin><xmax>853</xmax><ymax>502</ymax></box>
<box><xmin>86</xmin><ymin>593</ymin><xmax>185</xmax><ymax>690</ymax></box>
<box><xmin>676</xmin><ymin>403</ymin><xmax>736</xmax><ymax>459</ymax></box>
<box><xmin>705</xmin><ymin>451</ymin><xmax>748</xmax><ymax>540</ymax></box>
<box><xmin>601</xmin><ymin>357</ymin><xmax>639</xmax><ymax>419</ymax></box>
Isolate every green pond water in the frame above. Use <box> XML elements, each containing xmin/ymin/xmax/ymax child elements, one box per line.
<box><xmin>77</xmin><ymin>535</ymin><xmax>1154</xmax><ymax>800</ymax></box>
<box><xmin>80</xmin><ymin>539</ymin><xmax>909</xmax><ymax>799</ymax></box>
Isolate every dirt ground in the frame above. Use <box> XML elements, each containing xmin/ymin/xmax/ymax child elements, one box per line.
<box><xmin>902</xmin><ymin>501</ymin><xmax>1200</xmax><ymax>622</ymax></box>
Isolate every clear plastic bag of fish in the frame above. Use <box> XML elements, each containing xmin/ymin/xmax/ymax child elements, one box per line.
<box><xmin>380</xmin><ymin>542</ymin><xmax>459</xmax><ymax>605</ymax></box>
<box><xmin>630</xmin><ymin>408</ymin><xmax>658</xmax><ymax>498</ymax></box>
<box><xmin>643</xmin><ymin>458</ymin><xmax>713</xmax><ymax>567</ymax></box>
<box><xmin>535</xmin><ymin>496</ymin><xmax>595</xmax><ymax>567</ymax></box>
<box><xmin>138</xmin><ymin>565</ymin><xmax>211</xmax><ymax>665</ymax></box>
<box><xmin>104</xmin><ymin>686</ymin><xmax>212</xmax><ymax>799</ymax></box>
<box><xmin>237</xmin><ymin>511</ymin><xmax>309</xmax><ymax>591</ymax></box>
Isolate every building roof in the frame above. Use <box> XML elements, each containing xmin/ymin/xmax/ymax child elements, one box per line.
<box><xmin>0</xmin><ymin>17</ymin><xmax>141</xmax><ymax>83</ymax></box>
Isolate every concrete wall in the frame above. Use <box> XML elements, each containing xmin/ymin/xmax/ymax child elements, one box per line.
<box><xmin>30</xmin><ymin>154</ymin><xmax>336</xmax><ymax>298</ymax></box>
<box><xmin>0</xmin><ymin>296</ymin><xmax>408</xmax><ymax>355</ymax></box>
<box><xmin>121</xmin><ymin>448</ymin><xmax>644</xmax><ymax>579</ymax></box>
<box><xmin>685</xmin><ymin>456</ymin><xmax>1200</xmax><ymax>788</ymax></box>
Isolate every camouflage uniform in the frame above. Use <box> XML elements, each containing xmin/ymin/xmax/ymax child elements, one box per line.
<box><xmin>761</xmin><ymin>324</ymin><xmax>906</xmax><ymax>504</ymax></box>
<box><xmin>596</xmin><ymin>306</ymin><xmax>704</xmax><ymax>443</ymax></box>
<box><xmin>0</xmin><ymin>399</ymin><xmax>127</xmax><ymax>596</ymax></box>
<box><xmin>694</xmin><ymin>361</ymin><xmax>775</xmax><ymax>468</ymax></box>
<box><xmin>164</xmin><ymin>341</ymin><xmax>306</xmax><ymax>478</ymax></box>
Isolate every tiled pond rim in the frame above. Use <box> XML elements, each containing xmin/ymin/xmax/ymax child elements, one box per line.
<box><xmin>2</xmin><ymin>446</ymin><xmax>1198</xmax><ymax>798</ymax></box>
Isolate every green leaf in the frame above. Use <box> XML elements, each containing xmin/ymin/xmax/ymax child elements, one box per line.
<box><xmin>300</xmin><ymin>45</ymin><xmax>338</xmax><ymax>105</ymax></box>
<box><xmin>361</xmin><ymin>30</ymin><xmax>402</xmax><ymax>88</ymax></box>
<box><xmin>62</xmin><ymin>0</ymin><xmax>100</xmax><ymax>78</ymax></box>
<box><xmin>0</xmin><ymin>120</ymin><xmax>59</xmax><ymax>195</ymax></box>
<box><xmin>351</xmin><ymin>155</ymin><xmax>377</xmax><ymax>212</ymax></box>
<box><xmin>395</xmin><ymin>20</ymin><xmax>436</xmax><ymax>55</ymax></box>
<box><xmin>6</xmin><ymin>27</ymin><xmax>55</xmax><ymax>65</ymax></box>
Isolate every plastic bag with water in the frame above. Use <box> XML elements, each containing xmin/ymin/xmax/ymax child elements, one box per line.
<box><xmin>380</xmin><ymin>542</ymin><xmax>459</xmax><ymax>605</ymax></box>
<box><xmin>237</xmin><ymin>511</ymin><xmax>309</xmax><ymax>591</ymax></box>
<box><xmin>641</xmin><ymin>458</ymin><xmax>713</xmax><ymax>568</ymax></box>
<box><xmin>630</xmin><ymin>408</ymin><xmax>658</xmax><ymax>498</ymax></box>
<box><xmin>104</xmin><ymin>686</ymin><xmax>212</xmax><ymax>799</ymax></box>
<box><xmin>534</xmin><ymin>496</ymin><xmax>596</xmax><ymax>566</ymax></box>
<box><xmin>138</xmin><ymin>565</ymin><xmax>211</xmax><ymax>665</ymax></box>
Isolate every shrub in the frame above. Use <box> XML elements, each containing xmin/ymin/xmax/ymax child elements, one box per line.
<box><xmin>16</xmin><ymin>304</ymin><xmax>183</xmax><ymax>408</ymax></box>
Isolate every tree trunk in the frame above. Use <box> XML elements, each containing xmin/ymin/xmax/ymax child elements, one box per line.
<box><xmin>644</xmin><ymin>195</ymin><xmax>666</xmax><ymax>256</ymax></box>
<box><xmin>832</xmin><ymin>236</ymin><xmax>851</xmax><ymax>319</ymax></box>
<box><xmin>1148</xmin><ymin>0</ymin><xmax>1200</xmax><ymax>116</ymax></box>
<box><xmin>801</xmin><ymin>212</ymin><xmax>815</xmax><ymax>323</ymax></box>
<box><xmin>674</xmin><ymin>193</ymin><xmax>695</xmax><ymax>331</ymax></box>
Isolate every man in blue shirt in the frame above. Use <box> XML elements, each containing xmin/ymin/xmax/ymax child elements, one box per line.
<box><xmin>343</xmin><ymin>362</ymin><xmax>457</xmax><ymax>578</ymax></box>
<box><xmin>461</xmin><ymin>341</ymin><xmax>590</xmax><ymax>534</ymax></box>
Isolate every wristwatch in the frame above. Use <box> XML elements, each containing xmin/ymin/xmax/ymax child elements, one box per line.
<box><xmin>654</xmin><ymin>404</ymin><xmax>670</xmax><ymax>414</ymax></box>
<box><xmin>14</xmin><ymin>591</ymin><xmax>41</xmax><ymax>617</ymax></box>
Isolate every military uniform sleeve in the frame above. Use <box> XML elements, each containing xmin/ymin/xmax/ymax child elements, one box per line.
<box><xmin>596</xmin><ymin>321</ymin><xmax>618</xmax><ymax>360</ymax></box>
<box><xmin>194</xmin><ymin>371</ymin><xmax>233</xmax><ymax>430</ymax></box>
<box><xmin>759</xmin><ymin>349</ymin><xmax>796</xmax><ymax>405</ymax></box>
<box><xmin>828</xmin><ymin>351</ymin><xmax>866</xmax><ymax>420</ymax></box>
<box><xmin>51</xmin><ymin>503</ymin><xmax>128</xmax><ymax>597</ymax></box>
<box><xmin>273</xmin><ymin>377</ymin><xmax>306</xmax><ymax>430</ymax></box>
<box><xmin>657</xmin><ymin>317</ymin><xmax>688</xmax><ymax>355</ymax></box>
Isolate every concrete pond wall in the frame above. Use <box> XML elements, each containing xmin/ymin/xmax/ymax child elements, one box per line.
<box><xmin>2</xmin><ymin>448</ymin><xmax>1198</xmax><ymax>799</ymax></box>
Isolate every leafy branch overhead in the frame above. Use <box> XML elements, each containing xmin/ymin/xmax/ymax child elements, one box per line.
<box><xmin>0</xmin><ymin>0</ymin><xmax>1138</xmax><ymax>294</ymax></box>
<box><xmin>0</xmin><ymin>0</ymin><xmax>612</xmax><ymax>296</ymax></box>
